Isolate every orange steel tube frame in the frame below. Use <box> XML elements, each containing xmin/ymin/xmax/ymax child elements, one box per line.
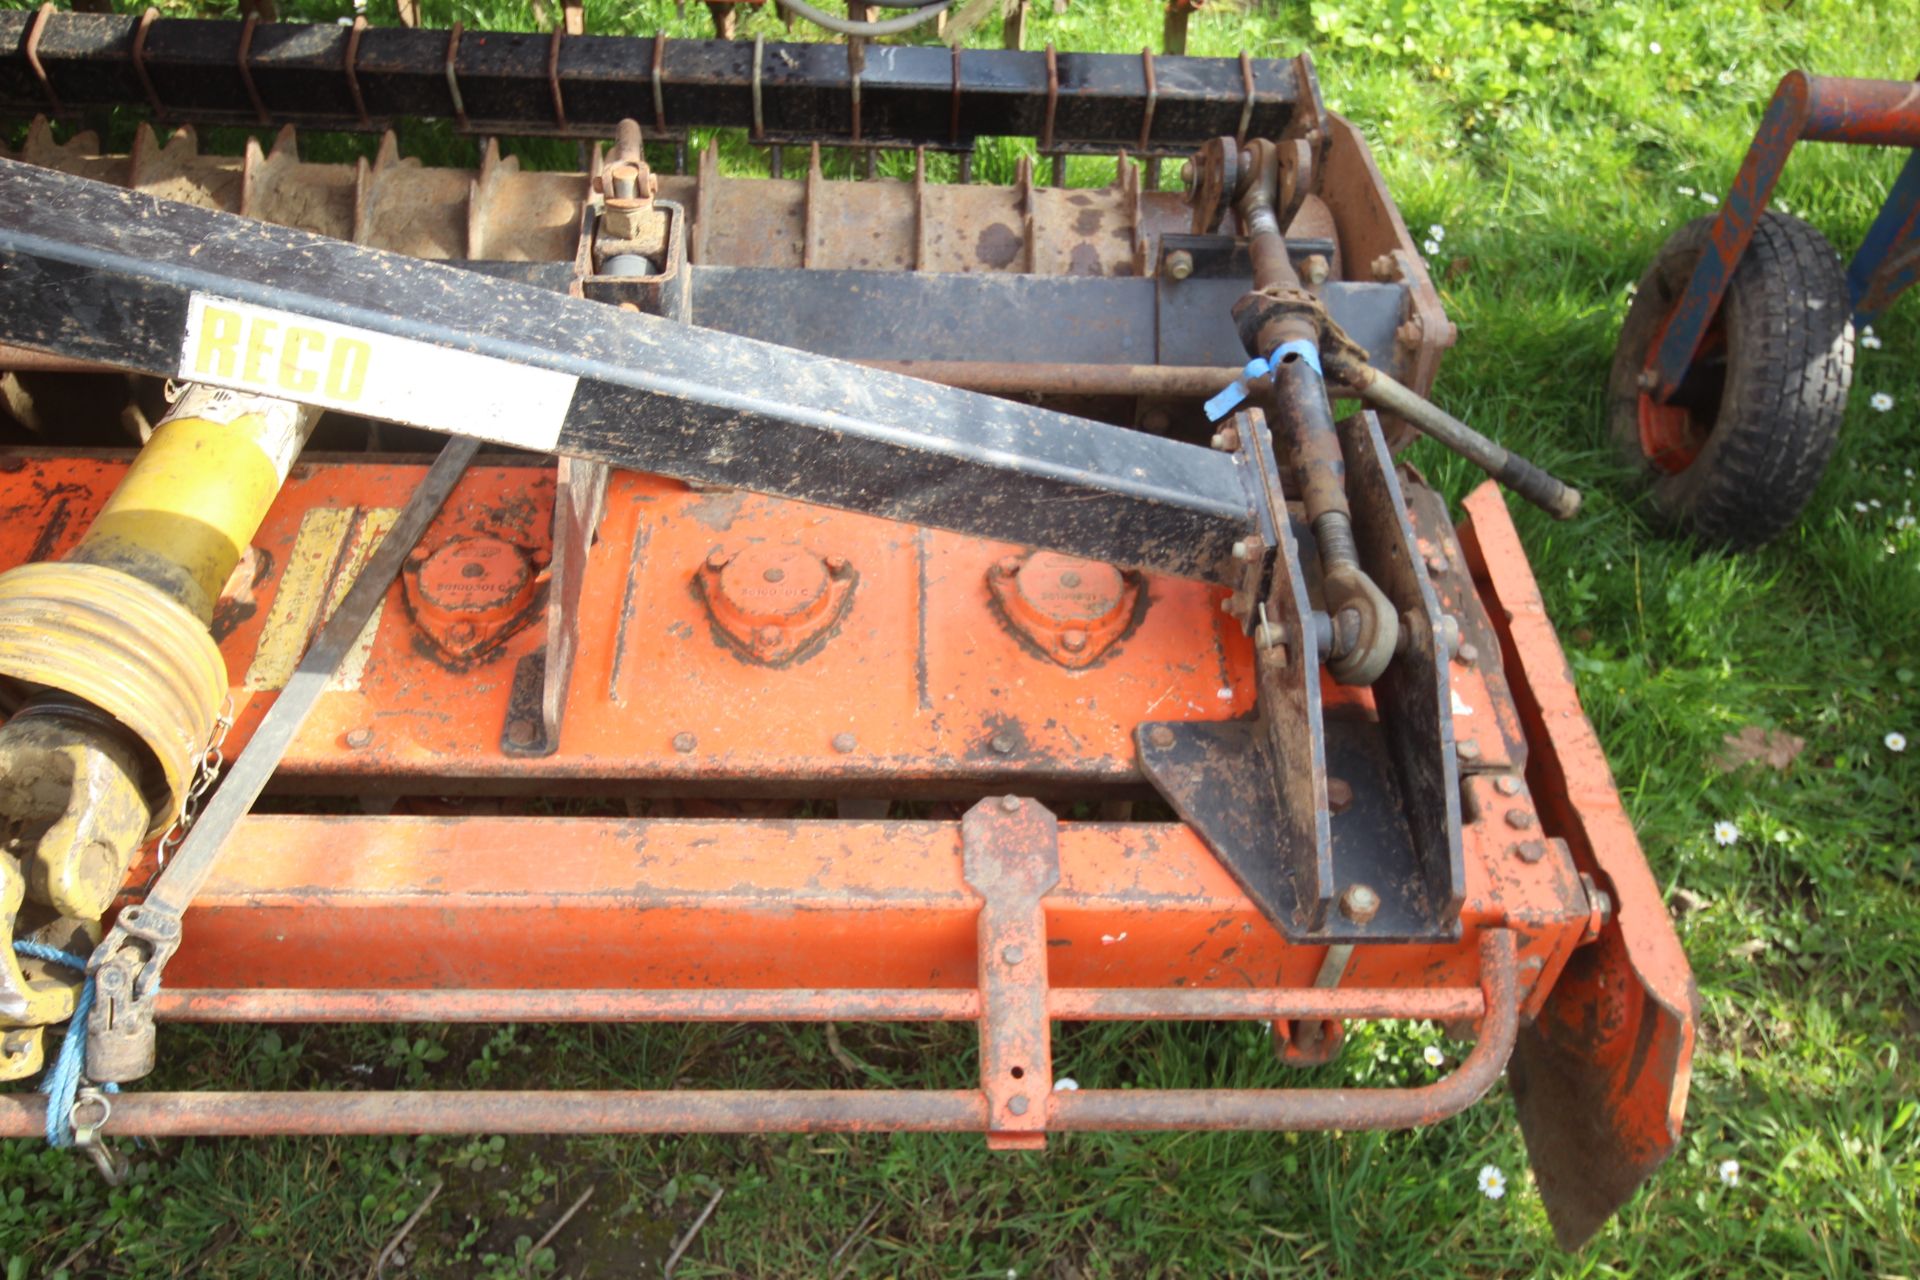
<box><xmin>0</xmin><ymin>932</ymin><xmax>1517</xmax><ymax>1138</ymax></box>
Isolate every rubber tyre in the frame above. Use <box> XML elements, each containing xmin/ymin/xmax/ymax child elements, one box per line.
<box><xmin>1608</xmin><ymin>212</ymin><xmax>1853</xmax><ymax>548</ymax></box>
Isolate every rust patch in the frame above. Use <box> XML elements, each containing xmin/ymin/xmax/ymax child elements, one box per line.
<box><xmin>975</xmin><ymin>223</ymin><xmax>1023</xmax><ymax>269</ymax></box>
<box><xmin>1066</xmin><ymin>244</ymin><xmax>1104</xmax><ymax>277</ymax></box>
<box><xmin>685</xmin><ymin>489</ymin><xmax>749</xmax><ymax>531</ymax></box>
<box><xmin>1073</xmin><ymin>208</ymin><xmax>1103</xmax><ymax>236</ymax></box>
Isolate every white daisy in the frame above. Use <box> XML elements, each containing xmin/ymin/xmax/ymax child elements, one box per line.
<box><xmin>1871</xmin><ymin>392</ymin><xmax>1895</xmax><ymax>412</ymax></box>
<box><xmin>1862</xmin><ymin>334</ymin><xmax>1883</xmax><ymax>349</ymax></box>
<box><xmin>1855</xmin><ymin>501</ymin><xmax>1871</xmax><ymax>513</ymax></box>
<box><xmin>1713</xmin><ymin>821</ymin><xmax>1740</xmax><ymax>847</ymax></box>
<box><xmin>1896</xmin><ymin>515</ymin><xmax>1915</xmax><ymax>530</ymax></box>
<box><xmin>1887</xmin><ymin>732</ymin><xmax>1908</xmax><ymax>753</ymax></box>
<box><xmin>1423</xmin><ymin>239</ymin><xmax>1441</xmax><ymax>256</ymax></box>
<box><xmin>1677</xmin><ymin>185</ymin><xmax>1696</xmax><ymax>197</ymax></box>
<box><xmin>1717</xmin><ymin>1158</ymin><xmax>1740</xmax><ymax>1187</ymax></box>
<box><xmin>1649</xmin><ymin>40</ymin><xmax>1662</xmax><ymax>53</ymax></box>
<box><xmin>1429</xmin><ymin>224</ymin><xmax>1446</xmax><ymax>241</ymax></box>
<box><xmin>1477</xmin><ymin>1165</ymin><xmax>1507</xmax><ymax>1200</ymax></box>
<box><xmin>1701</xmin><ymin>191</ymin><xmax>1719</xmax><ymax>205</ymax></box>
<box><xmin>1423</xmin><ymin>1045</ymin><xmax>1445</xmax><ymax>1067</ymax></box>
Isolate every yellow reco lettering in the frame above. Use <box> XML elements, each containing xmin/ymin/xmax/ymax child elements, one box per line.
<box><xmin>325</xmin><ymin>338</ymin><xmax>371</xmax><ymax>402</ymax></box>
<box><xmin>193</xmin><ymin>305</ymin><xmax>243</xmax><ymax>379</ymax></box>
<box><xmin>280</xmin><ymin>327</ymin><xmax>323</xmax><ymax>394</ymax></box>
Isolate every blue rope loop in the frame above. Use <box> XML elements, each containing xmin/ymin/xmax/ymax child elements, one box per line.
<box><xmin>9</xmin><ymin>938</ymin><xmax>116</xmax><ymax>1148</ymax></box>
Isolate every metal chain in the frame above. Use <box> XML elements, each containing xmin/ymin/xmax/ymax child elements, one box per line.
<box><xmin>143</xmin><ymin>695</ymin><xmax>235</xmax><ymax>891</ymax></box>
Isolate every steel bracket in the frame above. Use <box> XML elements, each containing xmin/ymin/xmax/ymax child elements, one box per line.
<box><xmin>961</xmin><ymin>796</ymin><xmax>1060</xmax><ymax>1150</ymax></box>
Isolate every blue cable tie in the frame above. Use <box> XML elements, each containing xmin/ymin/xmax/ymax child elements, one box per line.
<box><xmin>10</xmin><ymin>939</ymin><xmax>116</xmax><ymax>1148</ymax></box>
<box><xmin>1204</xmin><ymin>356</ymin><xmax>1274</xmax><ymax>424</ymax></box>
<box><xmin>1270</xmin><ymin>338</ymin><xmax>1323</xmax><ymax>375</ymax></box>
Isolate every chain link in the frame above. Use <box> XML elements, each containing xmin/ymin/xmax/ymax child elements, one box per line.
<box><xmin>142</xmin><ymin>694</ymin><xmax>235</xmax><ymax>893</ymax></box>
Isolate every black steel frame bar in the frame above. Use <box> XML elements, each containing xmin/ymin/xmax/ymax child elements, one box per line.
<box><xmin>0</xmin><ymin>158</ymin><xmax>1254</xmax><ymax>584</ymax></box>
<box><xmin>0</xmin><ymin>11</ymin><xmax>1305</xmax><ymax>148</ymax></box>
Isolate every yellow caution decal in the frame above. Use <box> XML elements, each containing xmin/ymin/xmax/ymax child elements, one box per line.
<box><xmin>179</xmin><ymin>293</ymin><xmax>578</xmax><ymax>450</ymax></box>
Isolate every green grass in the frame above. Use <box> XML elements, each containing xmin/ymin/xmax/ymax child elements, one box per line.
<box><xmin>6</xmin><ymin>0</ymin><xmax>1920</xmax><ymax>1275</ymax></box>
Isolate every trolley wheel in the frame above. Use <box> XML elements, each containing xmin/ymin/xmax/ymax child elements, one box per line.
<box><xmin>1608</xmin><ymin>212</ymin><xmax>1853</xmax><ymax>548</ymax></box>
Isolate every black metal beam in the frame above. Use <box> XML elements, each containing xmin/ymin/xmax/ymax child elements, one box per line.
<box><xmin>0</xmin><ymin>158</ymin><xmax>1255</xmax><ymax>583</ymax></box>
<box><xmin>0</xmin><ymin>12</ymin><xmax>1310</xmax><ymax>149</ymax></box>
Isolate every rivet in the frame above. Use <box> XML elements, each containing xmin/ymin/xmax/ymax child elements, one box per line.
<box><xmin>1458</xmin><ymin>739</ymin><xmax>1481</xmax><ymax>761</ymax></box>
<box><xmin>1339</xmin><ymin>884</ymin><xmax>1380</xmax><ymax>925</ymax></box>
<box><xmin>1061</xmin><ymin>629</ymin><xmax>1089</xmax><ymax>653</ymax></box>
<box><xmin>1456</xmin><ymin>642</ymin><xmax>1479</xmax><ymax>665</ymax></box>
<box><xmin>1007</xmin><ymin>1095</ymin><xmax>1030</xmax><ymax>1116</ymax></box>
<box><xmin>672</xmin><ymin>732</ymin><xmax>697</xmax><ymax>753</ymax></box>
<box><xmin>1505</xmin><ymin>808</ymin><xmax>1535</xmax><ymax>830</ymax></box>
<box><xmin>1495</xmin><ymin>776</ymin><xmax>1522</xmax><ymax>796</ymax></box>
<box><xmin>1515</xmin><ymin>840</ymin><xmax>1547</xmax><ymax>864</ymax></box>
<box><xmin>1326</xmin><ymin>777</ymin><xmax>1353</xmax><ymax>814</ymax></box>
<box><xmin>506</xmin><ymin>720</ymin><xmax>536</xmax><ymax>747</ymax></box>
<box><xmin>1426</xmin><ymin>553</ymin><xmax>1449</xmax><ymax>575</ymax></box>
<box><xmin>1002</xmin><ymin>945</ymin><xmax>1024</xmax><ymax>965</ymax></box>
<box><xmin>999</xmin><ymin>794</ymin><xmax>1021</xmax><ymax>813</ymax></box>
<box><xmin>344</xmin><ymin>727</ymin><xmax>374</xmax><ymax>749</ymax></box>
<box><xmin>832</xmin><ymin>732</ymin><xmax>857</xmax><ymax>754</ymax></box>
<box><xmin>1147</xmin><ymin>725</ymin><xmax>1176</xmax><ymax>749</ymax></box>
<box><xmin>990</xmin><ymin>733</ymin><xmax>1016</xmax><ymax>756</ymax></box>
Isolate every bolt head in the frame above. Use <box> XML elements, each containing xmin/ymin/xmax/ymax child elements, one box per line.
<box><xmin>344</xmin><ymin>727</ymin><xmax>373</xmax><ymax>749</ymax></box>
<box><xmin>1060</xmin><ymin>629</ymin><xmax>1089</xmax><ymax>653</ymax></box>
<box><xmin>832</xmin><ymin>732</ymin><xmax>857</xmax><ymax>754</ymax></box>
<box><xmin>1339</xmin><ymin>883</ymin><xmax>1381</xmax><ymax>925</ymax></box>
<box><xmin>1326</xmin><ymin>776</ymin><xmax>1353</xmax><ymax>813</ymax></box>
<box><xmin>1147</xmin><ymin>725</ymin><xmax>1176</xmax><ymax>749</ymax></box>
<box><xmin>1636</xmin><ymin>368</ymin><xmax>1659</xmax><ymax>391</ymax></box>
<box><xmin>1456</xmin><ymin>642</ymin><xmax>1479</xmax><ymax>665</ymax></box>
<box><xmin>990</xmin><ymin>733</ymin><xmax>1016</xmax><ymax>756</ymax></box>
<box><xmin>1426</xmin><ymin>553</ymin><xmax>1450</xmax><ymax>576</ymax></box>
<box><xmin>1002</xmin><ymin>945</ymin><xmax>1025</xmax><ymax>965</ymax></box>
<box><xmin>1163</xmin><ymin>250</ymin><xmax>1195</xmax><ymax>282</ymax></box>
<box><xmin>1495</xmin><ymin>776</ymin><xmax>1522</xmax><ymax>796</ymax></box>
<box><xmin>1231</xmin><ymin>539</ymin><xmax>1254</xmax><ymax>562</ymax></box>
<box><xmin>1007</xmin><ymin>1095</ymin><xmax>1030</xmax><ymax>1116</ymax></box>
<box><xmin>1505</xmin><ymin>808</ymin><xmax>1536</xmax><ymax>830</ymax></box>
<box><xmin>1514</xmin><ymin>840</ymin><xmax>1547</xmax><ymax>864</ymax></box>
<box><xmin>506</xmin><ymin>720</ymin><xmax>536</xmax><ymax>747</ymax></box>
<box><xmin>1458</xmin><ymin>739</ymin><xmax>1481</xmax><ymax>761</ymax></box>
<box><xmin>999</xmin><ymin>794</ymin><xmax>1021</xmax><ymax>813</ymax></box>
<box><xmin>672</xmin><ymin>732</ymin><xmax>697</xmax><ymax>754</ymax></box>
<box><xmin>1180</xmin><ymin>158</ymin><xmax>1195</xmax><ymax>187</ymax></box>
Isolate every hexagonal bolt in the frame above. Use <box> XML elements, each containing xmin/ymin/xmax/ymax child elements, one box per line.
<box><xmin>1495</xmin><ymin>776</ymin><xmax>1523</xmax><ymax>797</ymax></box>
<box><xmin>1301</xmin><ymin>254</ymin><xmax>1331</xmax><ymax>285</ymax></box>
<box><xmin>1326</xmin><ymin>776</ymin><xmax>1353</xmax><ymax>814</ymax></box>
<box><xmin>1370</xmin><ymin>252</ymin><xmax>1402</xmax><ymax>282</ymax></box>
<box><xmin>1513</xmin><ymin>840</ymin><xmax>1547</xmax><ymax>864</ymax></box>
<box><xmin>1209</xmin><ymin>427</ymin><xmax>1241</xmax><ymax>452</ymax></box>
<box><xmin>1163</xmin><ymin>250</ymin><xmax>1195</xmax><ymax>282</ymax></box>
<box><xmin>1339</xmin><ymin>883</ymin><xmax>1380</xmax><ymax>925</ymax></box>
<box><xmin>1505</xmin><ymin>808</ymin><xmax>1536</xmax><ymax>831</ymax></box>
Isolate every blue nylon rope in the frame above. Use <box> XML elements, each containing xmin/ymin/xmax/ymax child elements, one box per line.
<box><xmin>9</xmin><ymin>939</ymin><xmax>116</xmax><ymax>1147</ymax></box>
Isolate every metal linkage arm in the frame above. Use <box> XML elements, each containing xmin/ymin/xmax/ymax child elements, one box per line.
<box><xmin>0</xmin><ymin>159</ymin><xmax>1255</xmax><ymax>585</ymax></box>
